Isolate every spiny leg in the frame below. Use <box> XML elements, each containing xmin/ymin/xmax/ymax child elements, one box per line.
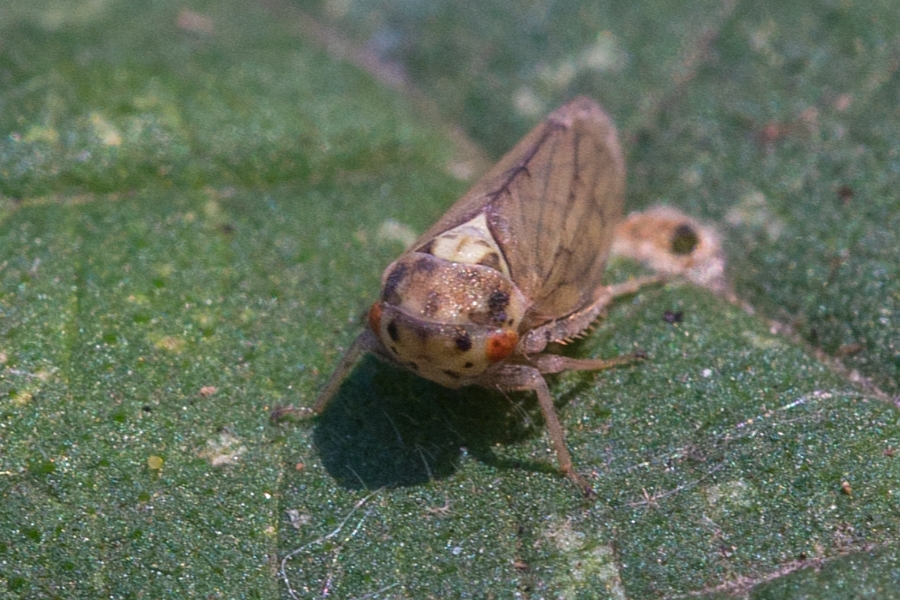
<box><xmin>527</xmin><ymin>273</ymin><xmax>662</xmax><ymax>373</ymax></box>
<box><xmin>522</xmin><ymin>274</ymin><xmax>664</xmax><ymax>355</ymax></box>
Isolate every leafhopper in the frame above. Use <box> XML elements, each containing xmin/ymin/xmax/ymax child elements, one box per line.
<box><xmin>312</xmin><ymin>97</ymin><xmax>661</xmax><ymax>494</ymax></box>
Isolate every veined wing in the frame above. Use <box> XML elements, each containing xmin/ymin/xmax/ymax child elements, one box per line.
<box><xmin>410</xmin><ymin>97</ymin><xmax>624</xmax><ymax>329</ymax></box>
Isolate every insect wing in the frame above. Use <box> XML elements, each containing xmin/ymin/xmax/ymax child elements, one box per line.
<box><xmin>410</xmin><ymin>97</ymin><xmax>624</xmax><ymax>328</ymax></box>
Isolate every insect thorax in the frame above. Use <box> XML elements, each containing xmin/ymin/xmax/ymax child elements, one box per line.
<box><xmin>369</xmin><ymin>214</ymin><xmax>527</xmax><ymax>388</ymax></box>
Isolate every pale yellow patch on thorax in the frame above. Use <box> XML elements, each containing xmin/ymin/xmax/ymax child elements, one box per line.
<box><xmin>426</xmin><ymin>213</ymin><xmax>510</xmax><ymax>277</ymax></box>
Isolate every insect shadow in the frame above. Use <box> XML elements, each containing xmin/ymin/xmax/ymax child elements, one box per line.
<box><xmin>312</xmin><ymin>355</ymin><xmax>568</xmax><ymax>490</ymax></box>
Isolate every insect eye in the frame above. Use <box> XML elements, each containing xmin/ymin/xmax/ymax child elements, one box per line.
<box><xmin>485</xmin><ymin>331</ymin><xmax>518</xmax><ymax>363</ymax></box>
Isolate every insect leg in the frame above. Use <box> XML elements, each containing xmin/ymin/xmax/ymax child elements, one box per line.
<box><xmin>482</xmin><ymin>364</ymin><xmax>593</xmax><ymax>495</ymax></box>
<box><xmin>605</xmin><ymin>274</ymin><xmax>666</xmax><ymax>300</ymax></box>
<box><xmin>531</xmin><ymin>352</ymin><xmax>646</xmax><ymax>375</ymax></box>
<box><xmin>312</xmin><ymin>328</ymin><xmax>381</xmax><ymax>415</ymax></box>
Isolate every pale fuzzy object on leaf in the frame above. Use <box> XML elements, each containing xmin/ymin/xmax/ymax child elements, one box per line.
<box><xmin>612</xmin><ymin>205</ymin><xmax>727</xmax><ymax>293</ymax></box>
<box><xmin>199</xmin><ymin>432</ymin><xmax>247</xmax><ymax>467</ymax></box>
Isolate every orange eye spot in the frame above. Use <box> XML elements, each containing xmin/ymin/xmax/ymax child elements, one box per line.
<box><xmin>368</xmin><ymin>302</ymin><xmax>383</xmax><ymax>333</ymax></box>
<box><xmin>486</xmin><ymin>330</ymin><xmax>518</xmax><ymax>363</ymax></box>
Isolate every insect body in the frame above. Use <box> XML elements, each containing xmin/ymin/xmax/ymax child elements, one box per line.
<box><xmin>312</xmin><ymin>97</ymin><xmax>659</xmax><ymax>494</ymax></box>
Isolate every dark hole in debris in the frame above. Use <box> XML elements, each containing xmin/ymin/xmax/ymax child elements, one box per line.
<box><xmin>671</xmin><ymin>224</ymin><xmax>699</xmax><ymax>255</ymax></box>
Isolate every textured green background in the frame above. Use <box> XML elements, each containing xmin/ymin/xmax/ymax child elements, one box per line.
<box><xmin>1</xmin><ymin>0</ymin><xmax>898</xmax><ymax>598</ymax></box>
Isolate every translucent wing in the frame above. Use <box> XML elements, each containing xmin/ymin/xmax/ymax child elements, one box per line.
<box><xmin>410</xmin><ymin>97</ymin><xmax>624</xmax><ymax>329</ymax></box>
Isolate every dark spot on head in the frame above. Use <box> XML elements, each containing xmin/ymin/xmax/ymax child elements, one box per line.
<box><xmin>382</xmin><ymin>263</ymin><xmax>408</xmax><ymax>305</ymax></box>
<box><xmin>488</xmin><ymin>290</ymin><xmax>510</xmax><ymax>323</ymax></box>
<box><xmin>507</xmin><ymin>318</ymin><xmax>514</xmax><ymax>326</ymax></box>
<box><xmin>387</xmin><ymin>320</ymin><xmax>400</xmax><ymax>342</ymax></box>
<box><xmin>671</xmin><ymin>224</ymin><xmax>699</xmax><ymax>255</ymax></box>
<box><xmin>455</xmin><ymin>332</ymin><xmax>472</xmax><ymax>352</ymax></box>
<box><xmin>407</xmin><ymin>361</ymin><xmax>420</xmax><ymax>371</ymax></box>
<box><xmin>489</xmin><ymin>290</ymin><xmax>510</xmax><ymax>312</ymax></box>
<box><xmin>390</xmin><ymin>345</ymin><xmax>399</xmax><ymax>355</ymax></box>
<box><xmin>477</xmin><ymin>251</ymin><xmax>501</xmax><ymax>271</ymax></box>
<box><xmin>464</xmin><ymin>362</ymin><xmax>474</xmax><ymax>368</ymax></box>
<box><xmin>442</xmin><ymin>369</ymin><xmax>461</xmax><ymax>380</ymax></box>
<box><xmin>414</xmin><ymin>256</ymin><xmax>437</xmax><ymax>273</ymax></box>
<box><xmin>413</xmin><ymin>324</ymin><xmax>431</xmax><ymax>341</ymax></box>
<box><xmin>663</xmin><ymin>310</ymin><xmax>683</xmax><ymax>324</ymax></box>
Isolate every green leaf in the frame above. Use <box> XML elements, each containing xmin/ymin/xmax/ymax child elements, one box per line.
<box><xmin>2</xmin><ymin>1</ymin><xmax>897</xmax><ymax>598</ymax></box>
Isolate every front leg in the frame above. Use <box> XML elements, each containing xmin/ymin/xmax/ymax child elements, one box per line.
<box><xmin>477</xmin><ymin>364</ymin><xmax>593</xmax><ymax>496</ymax></box>
<box><xmin>311</xmin><ymin>328</ymin><xmax>384</xmax><ymax>415</ymax></box>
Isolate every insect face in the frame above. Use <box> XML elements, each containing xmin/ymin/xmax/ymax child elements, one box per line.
<box><xmin>369</xmin><ymin>246</ymin><xmax>527</xmax><ymax>388</ymax></box>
